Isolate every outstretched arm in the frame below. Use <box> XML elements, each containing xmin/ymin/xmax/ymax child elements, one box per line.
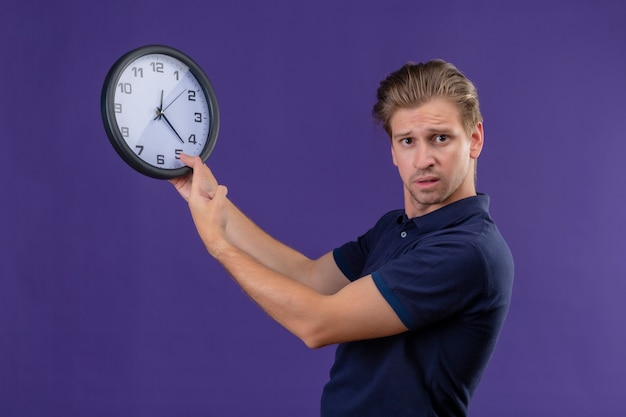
<box><xmin>212</xmin><ymin>237</ymin><xmax>408</xmax><ymax>348</ymax></box>
<box><xmin>174</xmin><ymin>160</ymin><xmax>408</xmax><ymax>347</ymax></box>
<box><xmin>170</xmin><ymin>154</ymin><xmax>349</xmax><ymax>294</ymax></box>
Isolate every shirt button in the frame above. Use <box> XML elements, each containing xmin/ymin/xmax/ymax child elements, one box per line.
<box><xmin>400</xmin><ymin>231</ymin><xmax>407</xmax><ymax>238</ymax></box>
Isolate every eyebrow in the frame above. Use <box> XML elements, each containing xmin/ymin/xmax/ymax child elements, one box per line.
<box><xmin>392</xmin><ymin>131</ymin><xmax>412</xmax><ymax>140</ymax></box>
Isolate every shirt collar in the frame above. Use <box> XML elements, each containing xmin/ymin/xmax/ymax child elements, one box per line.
<box><xmin>401</xmin><ymin>194</ymin><xmax>490</xmax><ymax>234</ymax></box>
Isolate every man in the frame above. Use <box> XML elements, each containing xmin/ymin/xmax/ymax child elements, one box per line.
<box><xmin>170</xmin><ymin>59</ymin><xmax>514</xmax><ymax>416</ymax></box>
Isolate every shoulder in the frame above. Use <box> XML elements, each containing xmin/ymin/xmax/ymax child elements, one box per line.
<box><xmin>374</xmin><ymin>209</ymin><xmax>405</xmax><ymax>227</ymax></box>
<box><xmin>421</xmin><ymin>209</ymin><xmax>513</xmax><ymax>279</ymax></box>
<box><xmin>357</xmin><ymin>209</ymin><xmax>405</xmax><ymax>243</ymax></box>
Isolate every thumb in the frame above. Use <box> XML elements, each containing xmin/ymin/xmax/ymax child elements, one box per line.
<box><xmin>213</xmin><ymin>185</ymin><xmax>228</xmax><ymax>200</ymax></box>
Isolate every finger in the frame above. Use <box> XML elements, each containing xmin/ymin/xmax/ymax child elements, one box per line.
<box><xmin>168</xmin><ymin>174</ymin><xmax>187</xmax><ymax>186</ymax></box>
<box><xmin>178</xmin><ymin>154</ymin><xmax>219</xmax><ymax>200</ymax></box>
<box><xmin>179</xmin><ymin>153</ymin><xmax>217</xmax><ymax>180</ymax></box>
<box><xmin>214</xmin><ymin>185</ymin><xmax>228</xmax><ymax>200</ymax></box>
<box><xmin>189</xmin><ymin>156</ymin><xmax>205</xmax><ymax>197</ymax></box>
<box><xmin>180</xmin><ymin>154</ymin><xmax>216</xmax><ymax>178</ymax></box>
<box><xmin>167</xmin><ymin>173</ymin><xmax>192</xmax><ymax>201</ymax></box>
<box><xmin>179</xmin><ymin>153</ymin><xmax>195</xmax><ymax>167</ymax></box>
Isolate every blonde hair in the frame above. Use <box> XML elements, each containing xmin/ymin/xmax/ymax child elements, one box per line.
<box><xmin>372</xmin><ymin>60</ymin><xmax>482</xmax><ymax>137</ymax></box>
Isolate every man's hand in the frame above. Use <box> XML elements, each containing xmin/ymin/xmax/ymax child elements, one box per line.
<box><xmin>170</xmin><ymin>154</ymin><xmax>229</xmax><ymax>257</ymax></box>
<box><xmin>169</xmin><ymin>154</ymin><xmax>219</xmax><ymax>202</ymax></box>
<box><xmin>191</xmin><ymin>184</ymin><xmax>230</xmax><ymax>258</ymax></box>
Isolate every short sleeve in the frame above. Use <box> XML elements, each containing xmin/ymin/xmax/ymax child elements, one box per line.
<box><xmin>333</xmin><ymin>210</ymin><xmax>403</xmax><ymax>281</ymax></box>
<box><xmin>373</xmin><ymin>240</ymin><xmax>486</xmax><ymax>330</ymax></box>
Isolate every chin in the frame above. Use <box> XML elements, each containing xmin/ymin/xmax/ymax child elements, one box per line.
<box><xmin>409</xmin><ymin>187</ymin><xmax>454</xmax><ymax>208</ymax></box>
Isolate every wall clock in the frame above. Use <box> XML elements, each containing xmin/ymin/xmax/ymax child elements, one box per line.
<box><xmin>101</xmin><ymin>45</ymin><xmax>219</xmax><ymax>179</ymax></box>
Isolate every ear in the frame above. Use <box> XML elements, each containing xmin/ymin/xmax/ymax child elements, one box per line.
<box><xmin>469</xmin><ymin>122</ymin><xmax>484</xmax><ymax>159</ymax></box>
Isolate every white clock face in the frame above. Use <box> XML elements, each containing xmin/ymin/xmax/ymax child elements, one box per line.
<box><xmin>112</xmin><ymin>53</ymin><xmax>212</xmax><ymax>170</ymax></box>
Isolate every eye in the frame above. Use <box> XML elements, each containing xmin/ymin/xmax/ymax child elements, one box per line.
<box><xmin>400</xmin><ymin>137</ymin><xmax>414</xmax><ymax>145</ymax></box>
<box><xmin>433</xmin><ymin>134</ymin><xmax>449</xmax><ymax>143</ymax></box>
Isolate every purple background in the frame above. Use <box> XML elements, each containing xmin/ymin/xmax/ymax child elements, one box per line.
<box><xmin>1</xmin><ymin>0</ymin><xmax>625</xmax><ymax>415</ymax></box>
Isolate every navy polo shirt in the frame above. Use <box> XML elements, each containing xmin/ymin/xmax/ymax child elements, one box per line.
<box><xmin>321</xmin><ymin>194</ymin><xmax>514</xmax><ymax>417</ymax></box>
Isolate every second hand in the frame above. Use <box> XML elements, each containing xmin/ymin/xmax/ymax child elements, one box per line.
<box><xmin>162</xmin><ymin>89</ymin><xmax>186</xmax><ymax>113</ymax></box>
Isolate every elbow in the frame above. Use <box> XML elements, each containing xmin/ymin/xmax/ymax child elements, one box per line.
<box><xmin>299</xmin><ymin>320</ymin><xmax>335</xmax><ymax>350</ymax></box>
<box><xmin>293</xmin><ymin>291</ymin><xmax>342</xmax><ymax>349</ymax></box>
<box><xmin>302</xmin><ymin>334</ymin><xmax>330</xmax><ymax>350</ymax></box>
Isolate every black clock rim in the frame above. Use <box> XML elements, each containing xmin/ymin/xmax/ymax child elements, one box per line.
<box><xmin>101</xmin><ymin>44</ymin><xmax>220</xmax><ymax>180</ymax></box>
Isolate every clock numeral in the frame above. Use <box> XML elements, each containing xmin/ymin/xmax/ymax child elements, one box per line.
<box><xmin>174</xmin><ymin>70</ymin><xmax>179</xmax><ymax>81</ymax></box>
<box><xmin>194</xmin><ymin>113</ymin><xmax>202</xmax><ymax>123</ymax></box>
<box><xmin>114</xmin><ymin>103</ymin><xmax>122</xmax><ymax>113</ymax></box>
<box><xmin>131</xmin><ymin>67</ymin><xmax>143</xmax><ymax>78</ymax></box>
<box><xmin>135</xmin><ymin>145</ymin><xmax>144</xmax><ymax>155</ymax></box>
<box><xmin>157</xmin><ymin>155</ymin><xmax>165</xmax><ymax>165</ymax></box>
<box><xmin>118</xmin><ymin>82</ymin><xmax>132</xmax><ymax>94</ymax></box>
<box><xmin>188</xmin><ymin>134</ymin><xmax>197</xmax><ymax>144</ymax></box>
<box><xmin>188</xmin><ymin>90</ymin><xmax>196</xmax><ymax>101</ymax></box>
<box><xmin>121</xmin><ymin>127</ymin><xmax>129</xmax><ymax>137</ymax></box>
<box><xmin>175</xmin><ymin>149</ymin><xmax>183</xmax><ymax>159</ymax></box>
<box><xmin>150</xmin><ymin>62</ymin><xmax>164</xmax><ymax>73</ymax></box>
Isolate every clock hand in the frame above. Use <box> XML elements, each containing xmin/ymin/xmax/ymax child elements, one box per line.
<box><xmin>154</xmin><ymin>88</ymin><xmax>185</xmax><ymax>121</ymax></box>
<box><xmin>153</xmin><ymin>88</ymin><xmax>186</xmax><ymax>143</ymax></box>
<box><xmin>161</xmin><ymin>89</ymin><xmax>186</xmax><ymax>113</ymax></box>
<box><xmin>160</xmin><ymin>113</ymin><xmax>185</xmax><ymax>144</ymax></box>
<box><xmin>154</xmin><ymin>90</ymin><xmax>165</xmax><ymax>121</ymax></box>
<box><xmin>158</xmin><ymin>90</ymin><xmax>164</xmax><ymax>119</ymax></box>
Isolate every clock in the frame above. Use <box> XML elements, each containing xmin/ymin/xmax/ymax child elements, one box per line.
<box><xmin>101</xmin><ymin>45</ymin><xmax>219</xmax><ymax>179</ymax></box>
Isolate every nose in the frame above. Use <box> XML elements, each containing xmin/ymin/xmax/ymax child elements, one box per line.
<box><xmin>413</xmin><ymin>146</ymin><xmax>435</xmax><ymax>170</ymax></box>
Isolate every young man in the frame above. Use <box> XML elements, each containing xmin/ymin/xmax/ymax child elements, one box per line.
<box><xmin>171</xmin><ymin>60</ymin><xmax>514</xmax><ymax>416</ymax></box>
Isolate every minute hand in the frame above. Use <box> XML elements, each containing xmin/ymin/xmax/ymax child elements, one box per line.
<box><xmin>161</xmin><ymin>113</ymin><xmax>185</xmax><ymax>144</ymax></box>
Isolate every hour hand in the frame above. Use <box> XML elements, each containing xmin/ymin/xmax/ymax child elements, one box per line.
<box><xmin>154</xmin><ymin>90</ymin><xmax>164</xmax><ymax>121</ymax></box>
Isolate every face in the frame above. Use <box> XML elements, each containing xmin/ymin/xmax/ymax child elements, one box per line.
<box><xmin>390</xmin><ymin>97</ymin><xmax>484</xmax><ymax>217</ymax></box>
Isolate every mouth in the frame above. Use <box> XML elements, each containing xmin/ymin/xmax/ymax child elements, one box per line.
<box><xmin>413</xmin><ymin>176</ymin><xmax>440</xmax><ymax>189</ymax></box>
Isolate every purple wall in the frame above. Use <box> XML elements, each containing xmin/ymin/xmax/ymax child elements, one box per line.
<box><xmin>2</xmin><ymin>0</ymin><xmax>625</xmax><ymax>415</ymax></box>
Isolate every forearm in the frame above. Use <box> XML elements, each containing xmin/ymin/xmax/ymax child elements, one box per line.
<box><xmin>172</xmin><ymin>156</ymin><xmax>347</xmax><ymax>294</ymax></box>
<box><xmin>221</xmin><ymin>200</ymin><xmax>348</xmax><ymax>294</ymax></box>
<box><xmin>176</xmin><ymin>156</ymin><xmax>406</xmax><ymax>348</ymax></box>
<box><xmin>223</xmin><ymin>199</ymin><xmax>317</xmax><ymax>284</ymax></box>
<box><xmin>209</xmin><ymin>239</ymin><xmax>407</xmax><ymax>349</ymax></box>
<box><xmin>211</xmin><ymin>239</ymin><xmax>327</xmax><ymax>348</ymax></box>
